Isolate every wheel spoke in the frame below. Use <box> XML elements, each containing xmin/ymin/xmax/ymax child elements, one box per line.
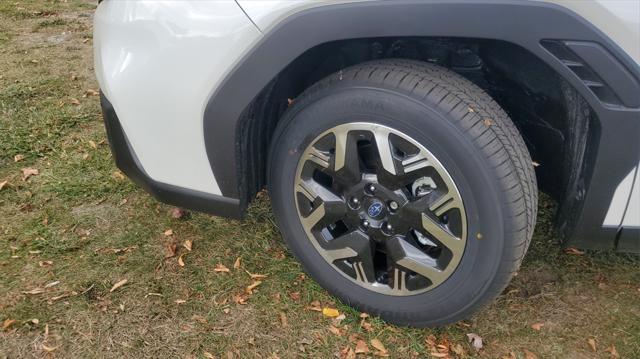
<box><xmin>296</xmin><ymin>180</ymin><xmax>347</xmax><ymax>229</ymax></box>
<box><xmin>323</xmin><ymin>230</ymin><xmax>376</xmax><ymax>283</ymax></box>
<box><xmin>332</xmin><ymin>130</ymin><xmax>361</xmax><ymax>185</ymax></box>
<box><xmin>386</xmin><ymin>236</ymin><xmax>447</xmax><ymax>286</ymax></box>
<box><xmin>429</xmin><ymin>189</ymin><xmax>462</xmax><ymax>217</ymax></box>
<box><xmin>421</xmin><ymin>212</ymin><xmax>464</xmax><ymax>255</ymax></box>
<box><xmin>373</xmin><ymin>128</ymin><xmax>397</xmax><ymax>175</ymax></box>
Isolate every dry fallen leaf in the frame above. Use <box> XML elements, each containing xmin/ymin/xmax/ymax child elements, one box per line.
<box><xmin>467</xmin><ymin>333</ymin><xmax>483</xmax><ymax>351</ymax></box>
<box><xmin>39</xmin><ymin>260</ymin><xmax>53</xmax><ymax>267</ymax></box>
<box><xmin>0</xmin><ymin>180</ymin><xmax>8</xmax><ymax>191</ymax></box>
<box><xmin>531</xmin><ymin>322</ymin><xmax>544</xmax><ymax>331</ymax></box>
<box><xmin>605</xmin><ymin>344</ymin><xmax>619</xmax><ymax>358</ymax></box>
<box><xmin>69</xmin><ymin>97</ymin><xmax>80</xmax><ymax>105</ymax></box>
<box><xmin>214</xmin><ymin>263</ymin><xmax>230</xmax><ymax>273</ymax></box>
<box><xmin>109</xmin><ymin>279</ymin><xmax>128</xmax><ymax>293</ymax></box>
<box><xmin>523</xmin><ymin>349</ymin><xmax>538</xmax><ymax>359</ymax></box>
<box><xmin>23</xmin><ymin>288</ymin><xmax>45</xmax><ymax>295</ymax></box>
<box><xmin>565</xmin><ymin>247</ymin><xmax>585</xmax><ymax>255</ymax></box>
<box><xmin>178</xmin><ymin>253</ymin><xmax>186</xmax><ymax>267</ymax></box>
<box><xmin>340</xmin><ymin>346</ymin><xmax>356</xmax><ymax>359</ymax></box>
<box><xmin>289</xmin><ymin>292</ymin><xmax>301</xmax><ymax>301</ymax></box>
<box><xmin>322</xmin><ymin>307</ymin><xmax>340</xmax><ymax>318</ymax></box>
<box><xmin>328</xmin><ymin>325</ymin><xmax>342</xmax><ymax>336</ymax></box>
<box><xmin>112</xmin><ymin>171</ymin><xmax>125</xmax><ymax>180</ymax></box>
<box><xmin>203</xmin><ymin>352</ymin><xmax>215</xmax><ymax>359</ymax></box>
<box><xmin>170</xmin><ymin>207</ymin><xmax>187</xmax><ymax>219</ymax></box>
<box><xmin>588</xmin><ymin>338</ymin><xmax>597</xmax><ymax>352</ymax></box>
<box><xmin>2</xmin><ymin>319</ymin><xmax>16</xmax><ymax>331</ymax></box>
<box><xmin>21</xmin><ymin>167</ymin><xmax>39</xmax><ymax>181</ymax></box>
<box><xmin>163</xmin><ymin>229</ymin><xmax>173</xmax><ymax>236</ymax></box>
<box><xmin>370</xmin><ymin>338</ymin><xmax>389</xmax><ymax>356</ymax></box>
<box><xmin>233</xmin><ymin>257</ymin><xmax>241</xmax><ymax>269</ymax></box>
<box><xmin>88</xmin><ymin>140</ymin><xmax>97</xmax><ymax>149</ymax></box>
<box><xmin>165</xmin><ymin>243</ymin><xmax>177</xmax><ymax>258</ymax></box>
<box><xmin>175</xmin><ymin>299</ymin><xmax>187</xmax><ymax>304</ymax></box>
<box><xmin>279</xmin><ymin>312</ymin><xmax>288</xmax><ymax>327</ymax></box>
<box><xmin>42</xmin><ymin>343</ymin><xmax>58</xmax><ymax>353</ymax></box>
<box><xmin>249</xmin><ymin>272</ymin><xmax>267</xmax><ymax>280</ymax></box>
<box><xmin>355</xmin><ymin>340</ymin><xmax>369</xmax><ymax>354</ymax></box>
<box><xmin>183</xmin><ymin>240</ymin><xmax>192</xmax><ymax>251</ymax></box>
<box><xmin>308</xmin><ymin>300</ymin><xmax>322</xmax><ymax>312</ymax></box>
<box><xmin>245</xmin><ymin>280</ymin><xmax>262</xmax><ymax>294</ymax></box>
<box><xmin>14</xmin><ymin>154</ymin><xmax>24</xmax><ymax>162</ymax></box>
<box><xmin>85</xmin><ymin>89</ymin><xmax>99</xmax><ymax>96</ymax></box>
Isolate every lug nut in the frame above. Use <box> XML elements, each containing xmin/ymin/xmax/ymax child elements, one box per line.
<box><xmin>389</xmin><ymin>201</ymin><xmax>398</xmax><ymax>211</ymax></box>
<box><xmin>351</xmin><ymin>197</ymin><xmax>359</xmax><ymax>204</ymax></box>
<box><xmin>386</xmin><ymin>223</ymin><xmax>393</xmax><ymax>231</ymax></box>
<box><xmin>362</xmin><ymin>219</ymin><xmax>370</xmax><ymax>228</ymax></box>
<box><xmin>368</xmin><ymin>184</ymin><xmax>376</xmax><ymax>193</ymax></box>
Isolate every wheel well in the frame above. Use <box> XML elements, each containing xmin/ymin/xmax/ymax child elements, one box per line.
<box><xmin>237</xmin><ymin>37</ymin><xmax>599</xmax><ymax>236</ymax></box>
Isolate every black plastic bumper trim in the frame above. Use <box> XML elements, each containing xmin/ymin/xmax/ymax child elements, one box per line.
<box><xmin>101</xmin><ymin>93</ymin><xmax>243</xmax><ymax>219</ymax></box>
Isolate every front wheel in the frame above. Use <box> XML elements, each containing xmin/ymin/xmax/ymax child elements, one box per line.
<box><xmin>268</xmin><ymin>60</ymin><xmax>537</xmax><ymax>327</ymax></box>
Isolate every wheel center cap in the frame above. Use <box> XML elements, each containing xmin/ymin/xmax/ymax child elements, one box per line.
<box><xmin>367</xmin><ymin>201</ymin><xmax>384</xmax><ymax>218</ymax></box>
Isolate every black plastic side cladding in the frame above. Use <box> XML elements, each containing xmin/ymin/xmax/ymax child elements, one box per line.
<box><xmin>203</xmin><ymin>0</ymin><xmax>640</xmax><ymax>249</ymax></box>
<box><xmin>101</xmin><ymin>94</ymin><xmax>243</xmax><ymax>219</ymax></box>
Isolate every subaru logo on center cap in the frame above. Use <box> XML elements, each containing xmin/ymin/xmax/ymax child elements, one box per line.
<box><xmin>367</xmin><ymin>202</ymin><xmax>384</xmax><ymax>218</ymax></box>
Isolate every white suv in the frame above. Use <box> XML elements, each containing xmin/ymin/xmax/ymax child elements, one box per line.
<box><xmin>94</xmin><ymin>1</ymin><xmax>640</xmax><ymax>327</ymax></box>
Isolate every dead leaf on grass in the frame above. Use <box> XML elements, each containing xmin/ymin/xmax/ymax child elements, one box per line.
<box><xmin>328</xmin><ymin>325</ymin><xmax>342</xmax><ymax>336</ymax></box>
<box><xmin>69</xmin><ymin>97</ymin><xmax>80</xmax><ymax>105</ymax></box>
<box><xmin>288</xmin><ymin>291</ymin><xmax>300</xmax><ymax>301</ymax></box>
<box><xmin>370</xmin><ymin>338</ymin><xmax>389</xmax><ymax>356</ymax></box>
<box><xmin>565</xmin><ymin>247</ymin><xmax>585</xmax><ymax>255</ymax></box>
<box><xmin>340</xmin><ymin>346</ymin><xmax>356</xmax><ymax>359</ymax></box>
<box><xmin>23</xmin><ymin>288</ymin><xmax>45</xmax><ymax>295</ymax></box>
<box><xmin>44</xmin><ymin>281</ymin><xmax>59</xmax><ymax>288</ymax></box>
<box><xmin>214</xmin><ymin>263</ymin><xmax>230</xmax><ymax>273</ymax></box>
<box><xmin>170</xmin><ymin>207</ymin><xmax>187</xmax><ymax>219</ymax></box>
<box><xmin>531</xmin><ymin>322</ymin><xmax>544</xmax><ymax>331</ymax></box>
<box><xmin>523</xmin><ymin>349</ymin><xmax>538</xmax><ymax>359</ymax></box>
<box><xmin>163</xmin><ymin>229</ymin><xmax>173</xmax><ymax>236</ymax></box>
<box><xmin>175</xmin><ymin>299</ymin><xmax>187</xmax><ymax>304</ymax></box>
<box><xmin>605</xmin><ymin>344</ymin><xmax>619</xmax><ymax>358</ymax></box>
<box><xmin>109</xmin><ymin>279</ymin><xmax>128</xmax><ymax>293</ymax></box>
<box><xmin>355</xmin><ymin>340</ymin><xmax>369</xmax><ymax>354</ymax></box>
<box><xmin>14</xmin><ymin>154</ymin><xmax>24</xmax><ymax>162</ymax></box>
<box><xmin>41</xmin><ymin>343</ymin><xmax>58</xmax><ymax>353</ymax></box>
<box><xmin>21</xmin><ymin>167</ymin><xmax>39</xmax><ymax>181</ymax></box>
<box><xmin>322</xmin><ymin>307</ymin><xmax>340</xmax><ymax>318</ymax></box>
<box><xmin>308</xmin><ymin>300</ymin><xmax>322</xmax><ymax>312</ymax></box>
<box><xmin>203</xmin><ymin>352</ymin><xmax>216</xmax><ymax>359</ymax></box>
<box><xmin>588</xmin><ymin>338</ymin><xmax>597</xmax><ymax>352</ymax></box>
<box><xmin>183</xmin><ymin>240</ymin><xmax>192</xmax><ymax>251</ymax></box>
<box><xmin>165</xmin><ymin>243</ymin><xmax>177</xmax><ymax>258</ymax></box>
<box><xmin>39</xmin><ymin>260</ymin><xmax>53</xmax><ymax>267</ymax></box>
<box><xmin>2</xmin><ymin>319</ymin><xmax>16</xmax><ymax>331</ymax></box>
<box><xmin>467</xmin><ymin>333</ymin><xmax>483</xmax><ymax>351</ymax></box>
<box><xmin>178</xmin><ymin>253</ymin><xmax>186</xmax><ymax>267</ymax></box>
<box><xmin>245</xmin><ymin>280</ymin><xmax>262</xmax><ymax>294</ymax></box>
<box><xmin>279</xmin><ymin>312</ymin><xmax>288</xmax><ymax>327</ymax></box>
<box><xmin>85</xmin><ymin>89</ymin><xmax>99</xmax><ymax>97</ymax></box>
<box><xmin>0</xmin><ymin>180</ymin><xmax>7</xmax><ymax>191</ymax></box>
<box><xmin>233</xmin><ymin>257</ymin><xmax>241</xmax><ymax>269</ymax></box>
<box><xmin>112</xmin><ymin>170</ymin><xmax>125</xmax><ymax>180</ymax></box>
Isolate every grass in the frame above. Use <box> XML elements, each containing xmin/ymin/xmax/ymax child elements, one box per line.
<box><xmin>1</xmin><ymin>1</ymin><xmax>639</xmax><ymax>358</ymax></box>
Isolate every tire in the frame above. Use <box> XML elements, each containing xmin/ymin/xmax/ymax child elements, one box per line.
<box><xmin>268</xmin><ymin>59</ymin><xmax>537</xmax><ymax>327</ymax></box>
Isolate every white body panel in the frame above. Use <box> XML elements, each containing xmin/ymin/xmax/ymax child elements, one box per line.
<box><xmin>94</xmin><ymin>1</ymin><xmax>261</xmax><ymax>195</ymax></box>
<box><xmin>95</xmin><ymin>0</ymin><xmax>639</xmax><ymax>200</ymax></box>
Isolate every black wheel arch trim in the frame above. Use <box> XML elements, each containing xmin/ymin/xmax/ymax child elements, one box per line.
<box><xmin>101</xmin><ymin>94</ymin><xmax>243</xmax><ymax>219</ymax></box>
<box><xmin>203</xmin><ymin>0</ymin><xmax>640</xmax><ymax>249</ymax></box>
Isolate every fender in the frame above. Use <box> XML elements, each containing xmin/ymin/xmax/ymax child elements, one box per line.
<box><xmin>203</xmin><ymin>0</ymin><xmax>640</xmax><ymax>249</ymax></box>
